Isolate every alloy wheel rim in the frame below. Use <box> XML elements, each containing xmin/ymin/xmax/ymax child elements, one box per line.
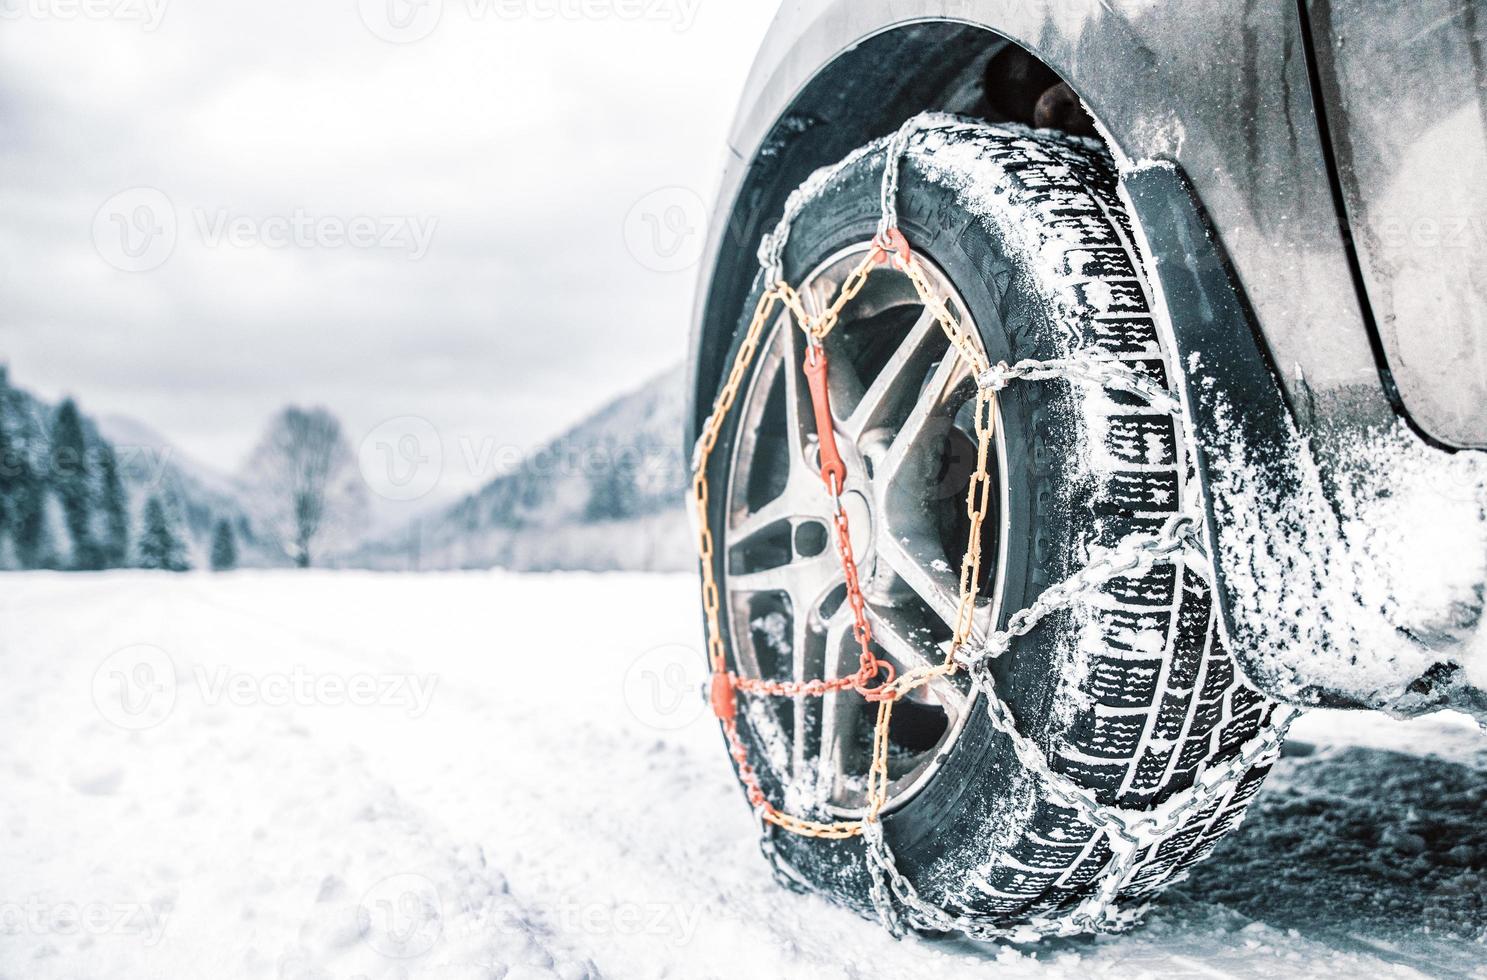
<box><xmin>722</xmin><ymin>241</ymin><xmax>1010</xmax><ymax>817</ymax></box>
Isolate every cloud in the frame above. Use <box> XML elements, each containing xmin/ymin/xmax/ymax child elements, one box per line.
<box><xmin>0</xmin><ymin>0</ymin><xmax>775</xmax><ymax>493</ymax></box>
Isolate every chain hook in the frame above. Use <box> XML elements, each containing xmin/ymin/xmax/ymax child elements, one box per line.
<box><xmin>854</xmin><ymin>659</ymin><xmax>898</xmax><ymax>702</ymax></box>
<box><xmin>871</xmin><ymin>226</ymin><xmax>912</xmax><ymax>270</ymax></box>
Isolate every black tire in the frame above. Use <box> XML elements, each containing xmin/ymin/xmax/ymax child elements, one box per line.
<box><xmin>701</xmin><ymin>121</ymin><xmax>1277</xmax><ymax>928</ymax></box>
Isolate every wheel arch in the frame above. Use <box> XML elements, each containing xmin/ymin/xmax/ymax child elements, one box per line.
<box><xmin>688</xmin><ymin>17</ymin><xmax>1086</xmax><ymax>450</ymax></box>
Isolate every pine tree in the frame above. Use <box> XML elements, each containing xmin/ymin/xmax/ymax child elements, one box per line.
<box><xmin>209</xmin><ymin>518</ymin><xmax>237</xmax><ymax>571</ymax></box>
<box><xmin>96</xmin><ymin>444</ymin><xmax>129</xmax><ymax>568</ymax></box>
<box><xmin>137</xmin><ymin>495</ymin><xmax>189</xmax><ymax>571</ymax></box>
<box><xmin>36</xmin><ymin>491</ymin><xmax>68</xmax><ymax>570</ymax></box>
<box><xmin>0</xmin><ymin>389</ymin><xmax>14</xmax><ymax>560</ymax></box>
<box><xmin>583</xmin><ymin>440</ymin><xmax>640</xmax><ymax>521</ymax></box>
<box><xmin>0</xmin><ymin>372</ymin><xmax>41</xmax><ymax>567</ymax></box>
<box><xmin>0</xmin><ymin>370</ymin><xmax>25</xmax><ymax>568</ymax></box>
<box><xmin>51</xmin><ymin>399</ymin><xmax>99</xmax><ymax>570</ymax></box>
<box><xmin>11</xmin><ymin>465</ymin><xmax>48</xmax><ymax>569</ymax></box>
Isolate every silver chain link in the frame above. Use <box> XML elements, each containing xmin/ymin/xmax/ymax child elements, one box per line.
<box><xmin>956</xmin><ymin>511</ymin><xmax>1200</xmax><ymax>668</ymax></box>
<box><xmin>877</xmin><ymin>114</ymin><xmax>987</xmax><ymax>241</ymax></box>
<box><xmin>861</xmin><ymin>494</ymin><xmax>1297</xmax><ymax>941</ymax></box>
<box><xmin>739</xmin><ymin>111</ymin><xmax>1299</xmax><ymax>944</ymax></box>
<box><xmin>979</xmin><ymin>357</ymin><xmax>1183</xmax><ymax>416</ymax></box>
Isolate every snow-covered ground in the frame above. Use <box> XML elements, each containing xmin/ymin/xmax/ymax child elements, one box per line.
<box><xmin>1</xmin><ymin>571</ymin><xmax>1482</xmax><ymax>979</ymax></box>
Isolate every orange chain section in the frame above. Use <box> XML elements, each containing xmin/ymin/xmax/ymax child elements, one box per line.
<box><xmin>692</xmin><ymin>228</ymin><xmax>997</xmax><ymax>838</ymax></box>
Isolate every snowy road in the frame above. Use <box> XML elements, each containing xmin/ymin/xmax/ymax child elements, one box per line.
<box><xmin>1</xmin><ymin>572</ymin><xmax>1482</xmax><ymax>979</ymax></box>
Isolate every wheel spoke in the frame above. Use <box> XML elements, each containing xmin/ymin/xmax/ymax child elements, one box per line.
<box><xmin>866</xmin><ymin>603</ymin><xmax>970</xmax><ymax>720</ymax></box>
<box><xmin>864</xmin><ymin>601</ymin><xmax>944</xmax><ymax>674</ymax></box>
<box><xmin>729</xmin><ymin>490</ymin><xmax>810</xmax><ymax>546</ymax></box>
<box><xmin>816</xmin><ymin>608</ymin><xmax>865</xmax><ymax>801</ymax></box>
<box><xmin>790</xmin><ymin>605</ymin><xmax>822</xmax><ymax>778</ymax></box>
<box><xmin>726</xmin><ymin>551</ymin><xmax>839</xmax><ymax>603</ymax></box>
<box><xmin>876</xmin><ymin>349</ymin><xmax>971</xmax><ymax>488</ymax></box>
<box><xmin>778</xmin><ymin>316</ymin><xmax>819</xmax><ymax>486</ymax></box>
<box><xmin>842</xmin><ymin>305</ymin><xmax>945</xmax><ymax>442</ymax></box>
<box><xmin>730</xmin><ymin>323</ymin><xmax>841</xmax><ymax>558</ymax></box>
<box><xmin>874</xmin><ymin>531</ymin><xmax>963</xmax><ymax>634</ymax></box>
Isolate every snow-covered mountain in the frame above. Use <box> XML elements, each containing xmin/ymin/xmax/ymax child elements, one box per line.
<box><xmin>96</xmin><ymin>412</ymin><xmax>279</xmax><ymax>567</ymax></box>
<box><xmin>96</xmin><ymin>414</ymin><xmax>242</xmax><ymax>502</ymax></box>
<box><xmin>350</xmin><ymin>367</ymin><xmax>691</xmax><ymax>572</ymax></box>
<box><xmin>0</xmin><ymin>367</ymin><xmax>275</xmax><ymax>569</ymax></box>
<box><xmin>2</xmin><ymin>362</ymin><xmax>692</xmax><ymax>573</ymax></box>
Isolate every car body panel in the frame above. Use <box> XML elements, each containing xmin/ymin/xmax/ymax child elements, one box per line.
<box><xmin>1128</xmin><ymin>163</ymin><xmax>1487</xmax><ymax>721</ymax></box>
<box><xmin>1304</xmin><ymin>0</ymin><xmax>1487</xmax><ymax>449</ymax></box>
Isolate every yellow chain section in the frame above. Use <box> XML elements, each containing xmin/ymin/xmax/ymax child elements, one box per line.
<box><xmin>692</xmin><ymin>233</ymin><xmax>999</xmax><ymax>837</ymax></box>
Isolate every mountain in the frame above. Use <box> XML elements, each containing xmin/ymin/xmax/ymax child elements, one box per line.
<box><xmin>1</xmin><ymin>362</ymin><xmax>694</xmax><ymax>573</ymax></box>
<box><xmin>351</xmin><ymin>366</ymin><xmax>693</xmax><ymax>572</ymax></box>
<box><xmin>95</xmin><ymin>413</ymin><xmax>277</xmax><ymax>567</ymax></box>
<box><xmin>96</xmin><ymin>414</ymin><xmax>241</xmax><ymax>501</ymax></box>
<box><xmin>0</xmin><ymin>366</ymin><xmax>274</xmax><ymax>569</ymax></box>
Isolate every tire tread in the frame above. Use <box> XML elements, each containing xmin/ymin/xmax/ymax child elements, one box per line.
<box><xmin>912</xmin><ymin>122</ymin><xmax>1274</xmax><ymax>915</ymax></box>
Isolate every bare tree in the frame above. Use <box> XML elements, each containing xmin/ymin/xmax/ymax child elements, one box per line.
<box><xmin>244</xmin><ymin>406</ymin><xmax>366</xmax><ymax>567</ymax></box>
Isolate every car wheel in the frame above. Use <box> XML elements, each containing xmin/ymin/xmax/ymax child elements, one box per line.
<box><xmin>696</xmin><ymin>121</ymin><xmax>1283</xmax><ymax>931</ymax></box>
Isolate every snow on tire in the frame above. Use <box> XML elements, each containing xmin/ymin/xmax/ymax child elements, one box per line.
<box><xmin>700</xmin><ymin>120</ymin><xmax>1279</xmax><ymax>930</ymax></box>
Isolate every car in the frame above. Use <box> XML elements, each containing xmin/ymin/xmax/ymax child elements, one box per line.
<box><xmin>683</xmin><ymin>0</ymin><xmax>1487</xmax><ymax>942</ymax></box>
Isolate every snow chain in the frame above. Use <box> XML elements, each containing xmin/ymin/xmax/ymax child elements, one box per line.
<box><xmin>690</xmin><ymin>114</ymin><xmax>1299</xmax><ymax>944</ymax></box>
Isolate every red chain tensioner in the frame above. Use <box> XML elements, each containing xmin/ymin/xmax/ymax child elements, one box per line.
<box><xmin>707</xmin><ymin>231</ymin><xmax>913</xmax><ymax>808</ymax></box>
<box><xmin>803</xmin><ymin>339</ymin><xmax>896</xmax><ymax>702</ymax></box>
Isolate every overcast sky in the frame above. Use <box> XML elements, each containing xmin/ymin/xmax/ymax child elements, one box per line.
<box><xmin>0</xmin><ymin>0</ymin><xmax>777</xmax><ymax>501</ymax></box>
